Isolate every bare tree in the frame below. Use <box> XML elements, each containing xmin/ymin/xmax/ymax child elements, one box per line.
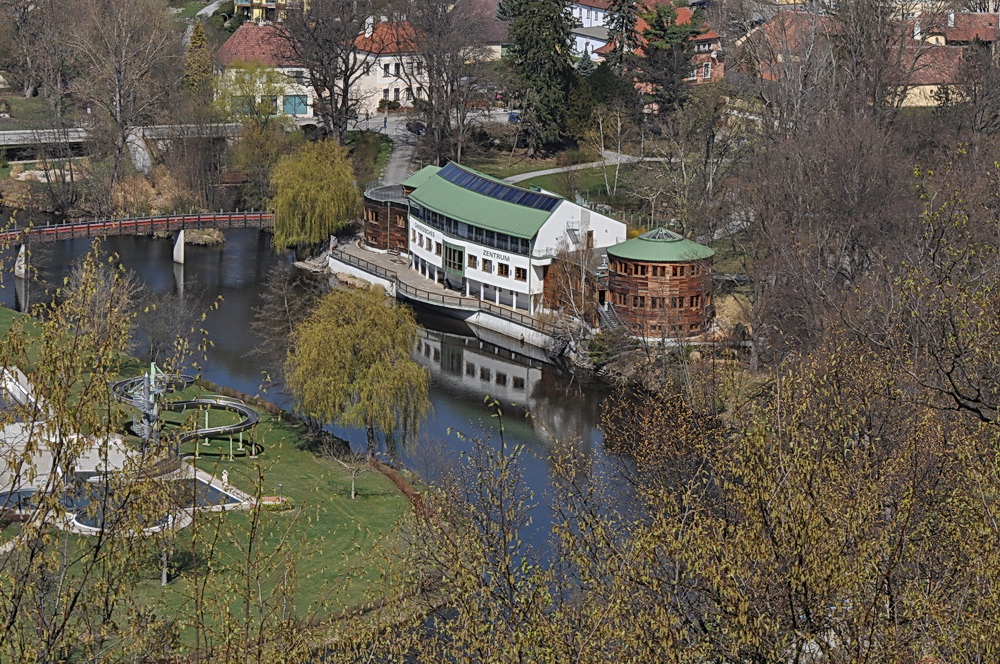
<box><xmin>279</xmin><ymin>0</ymin><xmax>391</xmax><ymax>144</ymax></box>
<box><xmin>391</xmin><ymin>0</ymin><xmax>498</xmax><ymax>165</ymax></box>
<box><xmin>70</xmin><ymin>0</ymin><xmax>178</xmax><ymax>209</ymax></box>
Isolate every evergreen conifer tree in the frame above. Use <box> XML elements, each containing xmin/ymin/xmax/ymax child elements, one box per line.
<box><xmin>577</xmin><ymin>51</ymin><xmax>597</xmax><ymax>77</ymax></box>
<box><xmin>183</xmin><ymin>21</ymin><xmax>212</xmax><ymax>95</ymax></box>
<box><xmin>606</xmin><ymin>0</ymin><xmax>641</xmax><ymax>72</ymax></box>
<box><xmin>634</xmin><ymin>5</ymin><xmax>703</xmax><ymax>115</ymax></box>
<box><xmin>502</xmin><ymin>0</ymin><xmax>576</xmax><ymax>154</ymax></box>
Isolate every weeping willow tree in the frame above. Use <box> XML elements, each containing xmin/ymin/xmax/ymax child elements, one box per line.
<box><xmin>285</xmin><ymin>288</ymin><xmax>429</xmax><ymax>452</ymax></box>
<box><xmin>269</xmin><ymin>139</ymin><xmax>361</xmax><ymax>251</ymax></box>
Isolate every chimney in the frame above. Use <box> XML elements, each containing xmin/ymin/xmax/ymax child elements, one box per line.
<box><xmin>364</xmin><ymin>15</ymin><xmax>374</xmax><ymax>38</ymax></box>
<box><xmin>913</xmin><ymin>19</ymin><xmax>921</xmax><ymax>41</ymax></box>
<box><xmin>948</xmin><ymin>12</ymin><xmax>955</xmax><ymax>28</ymax></box>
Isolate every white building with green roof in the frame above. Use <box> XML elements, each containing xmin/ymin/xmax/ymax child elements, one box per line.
<box><xmin>401</xmin><ymin>162</ymin><xmax>627</xmax><ymax>313</ymax></box>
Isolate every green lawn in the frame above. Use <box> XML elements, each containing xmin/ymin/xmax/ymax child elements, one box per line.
<box><xmin>0</xmin><ymin>309</ymin><xmax>413</xmax><ymax>637</ymax></box>
<box><xmin>174</xmin><ymin>0</ymin><xmax>208</xmax><ymax>20</ymax></box>
<box><xmin>459</xmin><ymin>151</ymin><xmax>562</xmax><ymax>180</ymax></box>
<box><xmin>0</xmin><ymin>95</ymin><xmax>78</xmax><ymax>131</ymax></box>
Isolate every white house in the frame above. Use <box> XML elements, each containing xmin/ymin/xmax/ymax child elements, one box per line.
<box><xmin>401</xmin><ymin>162</ymin><xmax>627</xmax><ymax>314</ymax></box>
<box><xmin>215</xmin><ymin>24</ymin><xmax>314</xmax><ymax>119</ymax></box>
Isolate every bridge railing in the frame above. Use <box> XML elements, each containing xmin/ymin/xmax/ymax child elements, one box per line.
<box><xmin>330</xmin><ymin>248</ymin><xmax>560</xmax><ymax>337</ymax></box>
<box><xmin>0</xmin><ymin>211</ymin><xmax>275</xmax><ymax>243</ymax></box>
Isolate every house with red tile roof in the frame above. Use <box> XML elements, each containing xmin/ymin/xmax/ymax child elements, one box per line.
<box><xmin>736</xmin><ymin>9</ymin><xmax>972</xmax><ymax>107</ymax></box>
<box><xmin>216</xmin><ymin>23</ymin><xmax>314</xmax><ymax>119</ymax></box>
<box><xmin>217</xmin><ymin>20</ymin><xmax>431</xmax><ymax>120</ymax></box>
<box><xmin>580</xmin><ymin>4</ymin><xmax>724</xmax><ymax>84</ymax></box>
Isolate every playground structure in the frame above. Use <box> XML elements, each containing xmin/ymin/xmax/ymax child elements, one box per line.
<box><xmin>110</xmin><ymin>363</ymin><xmax>262</xmax><ymax>459</ymax></box>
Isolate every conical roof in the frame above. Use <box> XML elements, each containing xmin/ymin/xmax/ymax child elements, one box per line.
<box><xmin>607</xmin><ymin>227</ymin><xmax>714</xmax><ymax>262</ymax></box>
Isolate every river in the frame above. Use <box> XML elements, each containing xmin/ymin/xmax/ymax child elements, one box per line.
<box><xmin>0</xmin><ymin>228</ymin><xmax>623</xmax><ymax>547</ymax></box>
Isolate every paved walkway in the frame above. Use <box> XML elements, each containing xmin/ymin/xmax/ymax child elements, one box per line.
<box><xmin>503</xmin><ymin>151</ymin><xmax>672</xmax><ymax>184</ymax></box>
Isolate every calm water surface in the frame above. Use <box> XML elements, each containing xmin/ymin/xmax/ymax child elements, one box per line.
<box><xmin>0</xmin><ymin>228</ymin><xmax>625</xmax><ymax>546</ymax></box>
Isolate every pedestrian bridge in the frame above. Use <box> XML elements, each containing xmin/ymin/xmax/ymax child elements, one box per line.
<box><xmin>0</xmin><ymin>211</ymin><xmax>274</xmax><ymax>245</ymax></box>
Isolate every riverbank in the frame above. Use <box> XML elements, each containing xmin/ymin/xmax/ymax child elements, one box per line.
<box><xmin>0</xmin><ymin>306</ymin><xmax>417</xmax><ymax>648</ymax></box>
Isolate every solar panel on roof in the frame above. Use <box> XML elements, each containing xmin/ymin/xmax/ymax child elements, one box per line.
<box><xmin>438</xmin><ymin>162</ymin><xmax>561</xmax><ymax>212</ymax></box>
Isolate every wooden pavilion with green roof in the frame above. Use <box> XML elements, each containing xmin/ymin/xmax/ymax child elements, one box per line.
<box><xmin>606</xmin><ymin>227</ymin><xmax>715</xmax><ymax>338</ymax></box>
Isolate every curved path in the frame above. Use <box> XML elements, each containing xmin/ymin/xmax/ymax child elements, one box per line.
<box><xmin>110</xmin><ymin>375</ymin><xmax>260</xmax><ymax>446</ymax></box>
<box><xmin>502</xmin><ymin>151</ymin><xmax>673</xmax><ymax>184</ymax></box>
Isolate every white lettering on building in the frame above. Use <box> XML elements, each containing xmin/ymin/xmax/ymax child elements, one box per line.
<box><xmin>414</xmin><ymin>223</ymin><xmax>435</xmax><ymax>238</ymax></box>
<box><xmin>482</xmin><ymin>249</ymin><xmax>510</xmax><ymax>262</ymax></box>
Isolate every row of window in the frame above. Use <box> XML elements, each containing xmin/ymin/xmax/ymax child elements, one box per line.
<box><xmin>413</xmin><ymin>231</ymin><xmax>529</xmax><ymax>281</ymax></box>
<box><xmin>573</xmin><ymin>6</ymin><xmax>601</xmax><ymax>21</ymax></box>
<box><xmin>381</xmin><ymin>61</ymin><xmax>423</xmax><ymax>78</ymax></box>
<box><xmin>687</xmin><ymin>62</ymin><xmax>713</xmax><ymax>80</ymax></box>
<box><xmin>411</xmin><ymin>205</ymin><xmax>532</xmax><ymax>256</ymax></box>
<box><xmin>467</xmin><ymin>255</ymin><xmax>528</xmax><ymax>281</ymax></box>
<box><xmin>614</xmin><ymin>293</ymin><xmax>704</xmax><ymax>309</ymax></box>
<box><xmin>233</xmin><ymin>94</ymin><xmax>309</xmax><ymax>116</ymax></box>
<box><xmin>382</xmin><ymin>87</ymin><xmax>424</xmax><ymax>102</ymax></box>
<box><xmin>466</xmin><ymin>363</ymin><xmax>527</xmax><ymax>389</ymax></box>
<box><xmin>418</xmin><ymin>344</ymin><xmax>528</xmax><ymax>390</ymax></box>
<box><xmin>610</xmin><ymin>261</ymin><xmax>705</xmax><ymax>277</ymax></box>
<box><xmin>632</xmin><ymin>322</ymin><xmax>702</xmax><ymax>333</ymax></box>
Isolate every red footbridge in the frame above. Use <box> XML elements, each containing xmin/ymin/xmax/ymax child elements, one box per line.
<box><xmin>0</xmin><ymin>211</ymin><xmax>274</xmax><ymax>245</ymax></box>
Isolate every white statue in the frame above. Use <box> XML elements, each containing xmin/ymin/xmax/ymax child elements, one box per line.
<box><xmin>221</xmin><ymin>470</ymin><xmax>229</xmax><ymax>487</ymax></box>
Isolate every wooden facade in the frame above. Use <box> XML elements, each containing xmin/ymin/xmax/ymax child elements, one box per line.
<box><xmin>362</xmin><ymin>187</ymin><xmax>409</xmax><ymax>253</ymax></box>
<box><xmin>607</xmin><ymin>257</ymin><xmax>713</xmax><ymax>338</ymax></box>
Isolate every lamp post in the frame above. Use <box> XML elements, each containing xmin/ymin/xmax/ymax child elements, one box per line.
<box><xmin>278</xmin><ymin>484</ymin><xmax>283</xmax><ymax>502</ymax></box>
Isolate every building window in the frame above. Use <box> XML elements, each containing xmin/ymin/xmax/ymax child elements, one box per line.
<box><xmin>703</xmin><ymin>63</ymin><xmax>711</xmax><ymax>79</ymax></box>
<box><xmin>394</xmin><ymin>88</ymin><xmax>401</xmax><ymax>101</ymax></box>
<box><xmin>480</xmin><ymin>367</ymin><xmax>491</xmax><ymax>382</ymax></box>
<box><xmin>383</xmin><ymin>88</ymin><xmax>390</xmax><ymax>100</ymax></box>
<box><xmin>514</xmin><ymin>267</ymin><xmax>527</xmax><ymax>281</ymax></box>
<box><xmin>498</xmin><ymin>263</ymin><xmax>510</xmax><ymax>278</ymax></box>
<box><xmin>411</xmin><ymin>230</ymin><xmax>416</xmax><ymax>242</ymax></box>
<box><xmin>496</xmin><ymin>372</ymin><xmax>507</xmax><ymax>386</ymax></box>
<box><xmin>482</xmin><ymin>258</ymin><xmax>493</xmax><ymax>273</ymax></box>
<box><xmin>416</xmin><ymin>86</ymin><xmax>424</xmax><ymax>99</ymax></box>
<box><xmin>696</xmin><ymin>42</ymin><xmax>711</xmax><ymax>53</ymax></box>
<box><xmin>394</xmin><ymin>62</ymin><xmax>401</xmax><ymax>76</ymax></box>
<box><xmin>691</xmin><ymin>295</ymin><xmax>701</xmax><ymax>308</ymax></box>
<box><xmin>290</xmin><ymin>69</ymin><xmax>306</xmax><ymax>84</ymax></box>
<box><xmin>435</xmin><ymin>242</ymin><xmax>442</xmax><ymax>256</ymax></box>
<box><xmin>512</xmin><ymin>376</ymin><xmax>525</xmax><ymax>390</ymax></box>
<box><xmin>468</xmin><ymin>255</ymin><xmax>478</xmax><ymax>269</ymax></box>
<box><xmin>466</xmin><ymin>362</ymin><xmax>475</xmax><ymax>377</ymax></box>
<box><xmin>283</xmin><ymin>94</ymin><xmax>308</xmax><ymax>115</ymax></box>
<box><xmin>444</xmin><ymin>245</ymin><xmax>463</xmax><ymax>273</ymax></box>
<box><xmin>690</xmin><ymin>323</ymin><xmax>700</xmax><ymax>331</ymax></box>
<box><xmin>405</xmin><ymin>89</ymin><xmax>413</xmax><ymax>100</ymax></box>
<box><xmin>672</xmin><ymin>297</ymin><xmax>684</xmax><ymax>308</ymax></box>
<box><xmin>383</xmin><ymin>63</ymin><xmax>391</xmax><ymax>76</ymax></box>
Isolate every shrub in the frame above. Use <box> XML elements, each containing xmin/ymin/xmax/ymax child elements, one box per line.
<box><xmin>377</xmin><ymin>99</ymin><xmax>401</xmax><ymax>111</ymax></box>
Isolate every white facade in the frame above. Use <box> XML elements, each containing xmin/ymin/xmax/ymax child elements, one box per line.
<box><xmin>354</xmin><ymin>53</ymin><xmax>429</xmax><ymax>117</ymax></box>
<box><xmin>570</xmin><ymin>2</ymin><xmax>608</xmax><ymax>28</ymax></box>
<box><xmin>407</xmin><ymin>197</ymin><xmax>626</xmax><ymax>314</ymax></box>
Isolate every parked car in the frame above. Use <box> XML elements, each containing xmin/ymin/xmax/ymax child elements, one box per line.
<box><xmin>507</xmin><ymin>112</ymin><xmax>521</xmax><ymax>124</ymax></box>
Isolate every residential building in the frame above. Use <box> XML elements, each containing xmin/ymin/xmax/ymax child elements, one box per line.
<box><xmin>591</xmin><ymin>6</ymin><xmax>724</xmax><ymax>82</ymax></box>
<box><xmin>215</xmin><ymin>24</ymin><xmax>314</xmax><ymax>119</ymax></box>
<box><xmin>736</xmin><ymin>9</ymin><xmax>984</xmax><ymax>107</ymax></box>
<box><xmin>605</xmin><ymin>227</ymin><xmax>714</xmax><ymax>338</ymax></box>
<box><xmin>395</xmin><ymin>162</ymin><xmax>627</xmax><ymax>314</ymax></box>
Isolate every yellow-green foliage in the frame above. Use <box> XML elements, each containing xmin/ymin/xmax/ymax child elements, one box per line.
<box><xmin>285</xmin><ymin>288</ymin><xmax>429</xmax><ymax>448</ymax></box>
<box><xmin>269</xmin><ymin>139</ymin><xmax>361</xmax><ymax>248</ymax></box>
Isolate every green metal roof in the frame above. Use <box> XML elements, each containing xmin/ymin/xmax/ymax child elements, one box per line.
<box><xmin>401</xmin><ymin>165</ymin><xmax>439</xmax><ymax>190</ymax></box>
<box><xmin>607</xmin><ymin>227</ymin><xmax>715</xmax><ymax>262</ymax></box>
<box><xmin>403</xmin><ymin>163</ymin><xmax>559</xmax><ymax>239</ymax></box>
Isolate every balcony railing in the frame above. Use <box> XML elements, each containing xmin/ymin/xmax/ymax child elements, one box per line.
<box><xmin>330</xmin><ymin>248</ymin><xmax>560</xmax><ymax>336</ymax></box>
